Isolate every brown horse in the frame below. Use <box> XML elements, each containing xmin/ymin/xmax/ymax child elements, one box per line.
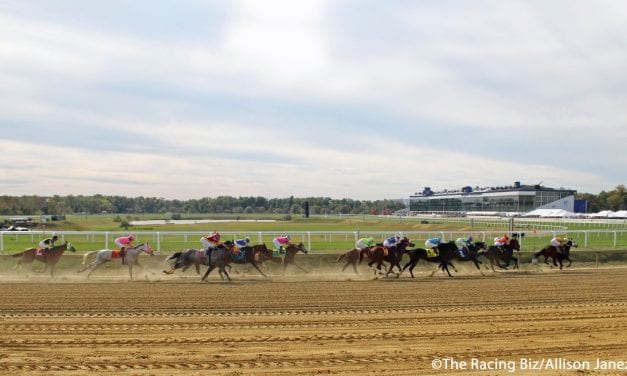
<box><xmin>282</xmin><ymin>242</ymin><xmax>308</xmax><ymax>275</ymax></box>
<box><xmin>336</xmin><ymin>248</ymin><xmax>362</xmax><ymax>275</ymax></box>
<box><xmin>481</xmin><ymin>238</ymin><xmax>520</xmax><ymax>272</ymax></box>
<box><xmin>360</xmin><ymin>237</ymin><xmax>414</xmax><ymax>277</ymax></box>
<box><xmin>533</xmin><ymin>239</ymin><xmax>577</xmax><ymax>269</ymax></box>
<box><xmin>12</xmin><ymin>241</ymin><xmax>77</xmax><ymax>277</ymax></box>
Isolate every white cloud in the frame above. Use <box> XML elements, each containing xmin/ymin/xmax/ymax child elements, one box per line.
<box><xmin>0</xmin><ymin>1</ymin><xmax>625</xmax><ymax>199</ymax></box>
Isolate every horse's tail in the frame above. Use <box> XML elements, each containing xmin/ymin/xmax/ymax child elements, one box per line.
<box><xmin>166</xmin><ymin>251</ymin><xmax>182</xmax><ymax>261</ymax></box>
<box><xmin>336</xmin><ymin>252</ymin><xmax>348</xmax><ymax>263</ymax></box>
<box><xmin>533</xmin><ymin>248</ymin><xmax>545</xmax><ymax>258</ymax></box>
<box><xmin>12</xmin><ymin>251</ymin><xmax>24</xmax><ymax>258</ymax></box>
<box><xmin>81</xmin><ymin>251</ymin><xmax>98</xmax><ymax>265</ymax></box>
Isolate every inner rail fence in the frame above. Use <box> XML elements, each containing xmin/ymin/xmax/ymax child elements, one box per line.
<box><xmin>1</xmin><ymin>229</ymin><xmax>627</xmax><ymax>254</ymax></box>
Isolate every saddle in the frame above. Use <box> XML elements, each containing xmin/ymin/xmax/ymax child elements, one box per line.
<box><xmin>111</xmin><ymin>250</ymin><xmax>122</xmax><ymax>258</ymax></box>
<box><xmin>426</xmin><ymin>248</ymin><xmax>438</xmax><ymax>258</ymax></box>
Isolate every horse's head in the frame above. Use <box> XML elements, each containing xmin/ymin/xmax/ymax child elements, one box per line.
<box><xmin>401</xmin><ymin>237</ymin><xmax>414</xmax><ymax>246</ymax></box>
<box><xmin>68</xmin><ymin>243</ymin><xmax>77</xmax><ymax>253</ymax></box>
<box><xmin>296</xmin><ymin>242</ymin><xmax>308</xmax><ymax>254</ymax></box>
<box><xmin>140</xmin><ymin>243</ymin><xmax>155</xmax><ymax>256</ymax></box>
<box><xmin>474</xmin><ymin>241</ymin><xmax>487</xmax><ymax>251</ymax></box>
<box><xmin>509</xmin><ymin>239</ymin><xmax>520</xmax><ymax>251</ymax></box>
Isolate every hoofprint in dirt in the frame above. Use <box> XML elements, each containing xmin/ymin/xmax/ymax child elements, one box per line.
<box><xmin>0</xmin><ymin>268</ymin><xmax>625</xmax><ymax>375</ymax></box>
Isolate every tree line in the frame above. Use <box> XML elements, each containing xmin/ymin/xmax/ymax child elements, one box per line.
<box><xmin>0</xmin><ymin>185</ymin><xmax>624</xmax><ymax>217</ymax></box>
<box><xmin>575</xmin><ymin>184</ymin><xmax>627</xmax><ymax>213</ymax></box>
<box><xmin>0</xmin><ymin>195</ymin><xmax>406</xmax><ymax>216</ymax></box>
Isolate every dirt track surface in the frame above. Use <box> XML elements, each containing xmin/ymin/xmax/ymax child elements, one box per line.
<box><xmin>0</xmin><ymin>268</ymin><xmax>626</xmax><ymax>375</ymax></box>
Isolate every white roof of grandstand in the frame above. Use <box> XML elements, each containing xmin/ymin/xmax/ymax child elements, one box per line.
<box><xmin>523</xmin><ymin>208</ymin><xmax>577</xmax><ymax>217</ymax></box>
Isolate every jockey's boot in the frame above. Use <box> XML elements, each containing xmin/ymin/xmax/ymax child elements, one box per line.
<box><xmin>120</xmin><ymin>247</ymin><xmax>126</xmax><ymax>265</ymax></box>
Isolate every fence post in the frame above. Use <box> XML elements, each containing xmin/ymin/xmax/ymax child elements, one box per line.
<box><xmin>596</xmin><ymin>252</ymin><xmax>598</xmax><ymax>269</ymax></box>
<box><xmin>614</xmin><ymin>231</ymin><xmax>617</xmax><ymax>248</ymax></box>
<box><xmin>0</xmin><ymin>232</ymin><xmax>3</xmax><ymax>253</ymax></box>
<box><xmin>105</xmin><ymin>232</ymin><xmax>109</xmax><ymax>249</ymax></box>
<box><xmin>584</xmin><ymin>231</ymin><xmax>588</xmax><ymax>247</ymax></box>
<box><xmin>307</xmin><ymin>232</ymin><xmax>311</xmax><ymax>252</ymax></box>
<box><xmin>156</xmin><ymin>232</ymin><xmax>161</xmax><ymax>253</ymax></box>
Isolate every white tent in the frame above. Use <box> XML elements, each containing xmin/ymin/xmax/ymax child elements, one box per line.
<box><xmin>609</xmin><ymin>210</ymin><xmax>627</xmax><ymax>218</ymax></box>
<box><xmin>523</xmin><ymin>208</ymin><xmax>577</xmax><ymax>218</ymax></box>
<box><xmin>588</xmin><ymin>210</ymin><xmax>614</xmax><ymax>218</ymax></box>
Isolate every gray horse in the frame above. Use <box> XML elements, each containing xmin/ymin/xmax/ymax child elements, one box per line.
<box><xmin>78</xmin><ymin>243</ymin><xmax>154</xmax><ymax>280</ymax></box>
<box><xmin>168</xmin><ymin>243</ymin><xmax>275</xmax><ymax>279</ymax></box>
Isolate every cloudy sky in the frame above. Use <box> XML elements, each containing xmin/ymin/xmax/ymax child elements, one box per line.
<box><xmin>1</xmin><ymin>1</ymin><xmax>625</xmax><ymax>200</ymax></box>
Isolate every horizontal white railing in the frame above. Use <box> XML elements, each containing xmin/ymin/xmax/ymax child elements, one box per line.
<box><xmin>1</xmin><ymin>229</ymin><xmax>627</xmax><ymax>253</ymax></box>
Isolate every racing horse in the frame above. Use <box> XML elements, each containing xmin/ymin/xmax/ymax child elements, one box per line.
<box><xmin>12</xmin><ymin>240</ymin><xmax>76</xmax><ymax>278</ymax></box>
<box><xmin>78</xmin><ymin>243</ymin><xmax>154</xmax><ymax>280</ymax></box>
<box><xmin>452</xmin><ymin>241</ymin><xmax>488</xmax><ymax>275</ymax></box>
<box><xmin>282</xmin><ymin>242</ymin><xmax>308</xmax><ymax>275</ymax></box>
<box><xmin>481</xmin><ymin>238</ymin><xmax>521</xmax><ymax>271</ymax></box>
<box><xmin>166</xmin><ymin>243</ymin><xmax>274</xmax><ymax>277</ymax></box>
<box><xmin>533</xmin><ymin>239</ymin><xmax>577</xmax><ymax>269</ymax></box>
<box><xmin>200</xmin><ymin>242</ymin><xmax>239</xmax><ymax>281</ymax></box>
<box><xmin>359</xmin><ymin>237</ymin><xmax>414</xmax><ymax>277</ymax></box>
<box><xmin>336</xmin><ymin>247</ymin><xmax>363</xmax><ymax>275</ymax></box>
<box><xmin>402</xmin><ymin>241</ymin><xmax>459</xmax><ymax>278</ymax></box>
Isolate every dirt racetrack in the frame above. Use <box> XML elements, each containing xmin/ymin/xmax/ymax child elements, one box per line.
<box><xmin>0</xmin><ymin>266</ymin><xmax>626</xmax><ymax>375</ymax></box>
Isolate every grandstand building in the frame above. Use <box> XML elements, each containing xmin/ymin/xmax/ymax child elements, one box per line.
<box><xmin>409</xmin><ymin>182</ymin><xmax>576</xmax><ymax>215</ymax></box>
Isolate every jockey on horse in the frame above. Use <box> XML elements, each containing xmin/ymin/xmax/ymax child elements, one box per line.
<box><xmin>425</xmin><ymin>237</ymin><xmax>444</xmax><ymax>258</ymax></box>
<box><xmin>114</xmin><ymin>234</ymin><xmax>135</xmax><ymax>265</ymax></box>
<box><xmin>200</xmin><ymin>231</ymin><xmax>221</xmax><ymax>258</ymax></box>
<box><xmin>493</xmin><ymin>234</ymin><xmax>510</xmax><ymax>253</ymax></box>
<box><xmin>273</xmin><ymin>235</ymin><xmax>291</xmax><ymax>254</ymax></box>
<box><xmin>550</xmin><ymin>235</ymin><xmax>569</xmax><ymax>255</ymax></box>
<box><xmin>455</xmin><ymin>236</ymin><xmax>474</xmax><ymax>258</ymax></box>
<box><xmin>382</xmin><ymin>233</ymin><xmax>402</xmax><ymax>256</ymax></box>
<box><xmin>38</xmin><ymin>234</ymin><xmax>59</xmax><ymax>260</ymax></box>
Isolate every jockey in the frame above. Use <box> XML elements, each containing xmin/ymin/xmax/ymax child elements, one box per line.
<box><xmin>356</xmin><ymin>236</ymin><xmax>375</xmax><ymax>251</ymax></box>
<box><xmin>38</xmin><ymin>234</ymin><xmax>59</xmax><ymax>258</ymax></box>
<box><xmin>455</xmin><ymin>236</ymin><xmax>473</xmax><ymax>258</ymax></box>
<box><xmin>551</xmin><ymin>235</ymin><xmax>568</xmax><ymax>254</ymax></box>
<box><xmin>273</xmin><ymin>235</ymin><xmax>291</xmax><ymax>254</ymax></box>
<box><xmin>425</xmin><ymin>237</ymin><xmax>443</xmax><ymax>256</ymax></box>
<box><xmin>494</xmin><ymin>234</ymin><xmax>510</xmax><ymax>248</ymax></box>
<box><xmin>39</xmin><ymin>234</ymin><xmax>59</xmax><ymax>251</ymax></box>
<box><xmin>233</xmin><ymin>236</ymin><xmax>251</xmax><ymax>256</ymax></box>
<box><xmin>383</xmin><ymin>233</ymin><xmax>402</xmax><ymax>249</ymax></box>
<box><xmin>114</xmin><ymin>234</ymin><xmax>135</xmax><ymax>265</ymax></box>
<box><xmin>200</xmin><ymin>231</ymin><xmax>221</xmax><ymax>257</ymax></box>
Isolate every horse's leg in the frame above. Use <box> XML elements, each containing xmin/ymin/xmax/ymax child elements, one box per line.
<box><xmin>512</xmin><ymin>256</ymin><xmax>519</xmax><ymax>270</ymax></box>
<box><xmin>443</xmin><ymin>263</ymin><xmax>453</xmax><ymax>277</ymax></box>
<box><xmin>201</xmin><ymin>265</ymin><xmax>216</xmax><ymax>281</ymax></box>
<box><xmin>195</xmin><ymin>262</ymin><xmax>201</xmax><ymax>275</ymax></box>
<box><xmin>129</xmin><ymin>263</ymin><xmax>133</xmax><ymax>281</ymax></box>
<box><xmin>292</xmin><ymin>262</ymin><xmax>309</xmax><ymax>273</ymax></box>
<box><xmin>351</xmin><ymin>261</ymin><xmax>360</xmax><ymax>275</ymax></box>
<box><xmin>220</xmin><ymin>266</ymin><xmax>232</xmax><ymax>281</ymax></box>
<box><xmin>566</xmin><ymin>257</ymin><xmax>572</xmax><ymax>267</ymax></box>
<box><xmin>251</xmin><ymin>262</ymin><xmax>268</xmax><ymax>278</ymax></box>
<box><xmin>86</xmin><ymin>261</ymin><xmax>103</xmax><ymax>279</ymax></box>
<box><xmin>448</xmin><ymin>262</ymin><xmax>458</xmax><ymax>273</ymax></box>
